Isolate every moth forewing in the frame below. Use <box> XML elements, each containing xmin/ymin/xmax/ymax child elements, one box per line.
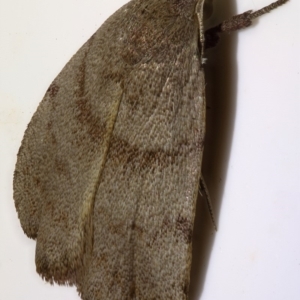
<box><xmin>13</xmin><ymin>0</ymin><xmax>289</xmax><ymax>299</ymax></box>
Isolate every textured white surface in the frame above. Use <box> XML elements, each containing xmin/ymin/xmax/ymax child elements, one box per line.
<box><xmin>1</xmin><ymin>0</ymin><xmax>299</xmax><ymax>299</ymax></box>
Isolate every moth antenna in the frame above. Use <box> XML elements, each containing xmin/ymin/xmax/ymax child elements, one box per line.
<box><xmin>250</xmin><ymin>0</ymin><xmax>289</xmax><ymax>20</ymax></box>
<box><xmin>205</xmin><ymin>0</ymin><xmax>289</xmax><ymax>49</ymax></box>
<box><xmin>199</xmin><ymin>175</ymin><xmax>217</xmax><ymax>231</ymax></box>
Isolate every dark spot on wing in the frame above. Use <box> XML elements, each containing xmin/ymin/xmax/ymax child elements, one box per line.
<box><xmin>47</xmin><ymin>82</ymin><xmax>60</xmax><ymax>98</ymax></box>
<box><xmin>183</xmin><ymin>281</ymin><xmax>189</xmax><ymax>296</ymax></box>
<box><xmin>175</xmin><ymin>215</ymin><xmax>193</xmax><ymax>243</ymax></box>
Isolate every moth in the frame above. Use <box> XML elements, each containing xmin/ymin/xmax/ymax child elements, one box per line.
<box><xmin>13</xmin><ymin>0</ymin><xmax>288</xmax><ymax>299</ymax></box>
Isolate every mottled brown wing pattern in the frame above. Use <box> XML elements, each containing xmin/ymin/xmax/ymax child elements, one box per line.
<box><xmin>80</xmin><ymin>32</ymin><xmax>206</xmax><ymax>299</ymax></box>
<box><xmin>13</xmin><ymin>1</ymin><xmax>133</xmax><ymax>284</ymax></box>
<box><xmin>14</xmin><ymin>0</ymin><xmax>205</xmax><ymax>299</ymax></box>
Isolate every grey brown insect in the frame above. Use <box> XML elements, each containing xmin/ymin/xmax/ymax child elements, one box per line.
<box><xmin>13</xmin><ymin>0</ymin><xmax>288</xmax><ymax>299</ymax></box>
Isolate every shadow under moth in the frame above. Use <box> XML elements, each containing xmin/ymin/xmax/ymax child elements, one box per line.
<box><xmin>13</xmin><ymin>0</ymin><xmax>288</xmax><ymax>299</ymax></box>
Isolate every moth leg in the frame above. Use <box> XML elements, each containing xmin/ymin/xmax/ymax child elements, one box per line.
<box><xmin>199</xmin><ymin>175</ymin><xmax>217</xmax><ymax>231</ymax></box>
<box><xmin>205</xmin><ymin>0</ymin><xmax>289</xmax><ymax>49</ymax></box>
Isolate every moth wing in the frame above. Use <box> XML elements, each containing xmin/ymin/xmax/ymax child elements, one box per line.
<box><xmin>80</xmin><ymin>14</ymin><xmax>206</xmax><ymax>300</ymax></box>
<box><xmin>13</xmin><ymin>6</ymin><xmax>127</xmax><ymax>284</ymax></box>
<box><xmin>14</xmin><ymin>0</ymin><xmax>206</xmax><ymax>298</ymax></box>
